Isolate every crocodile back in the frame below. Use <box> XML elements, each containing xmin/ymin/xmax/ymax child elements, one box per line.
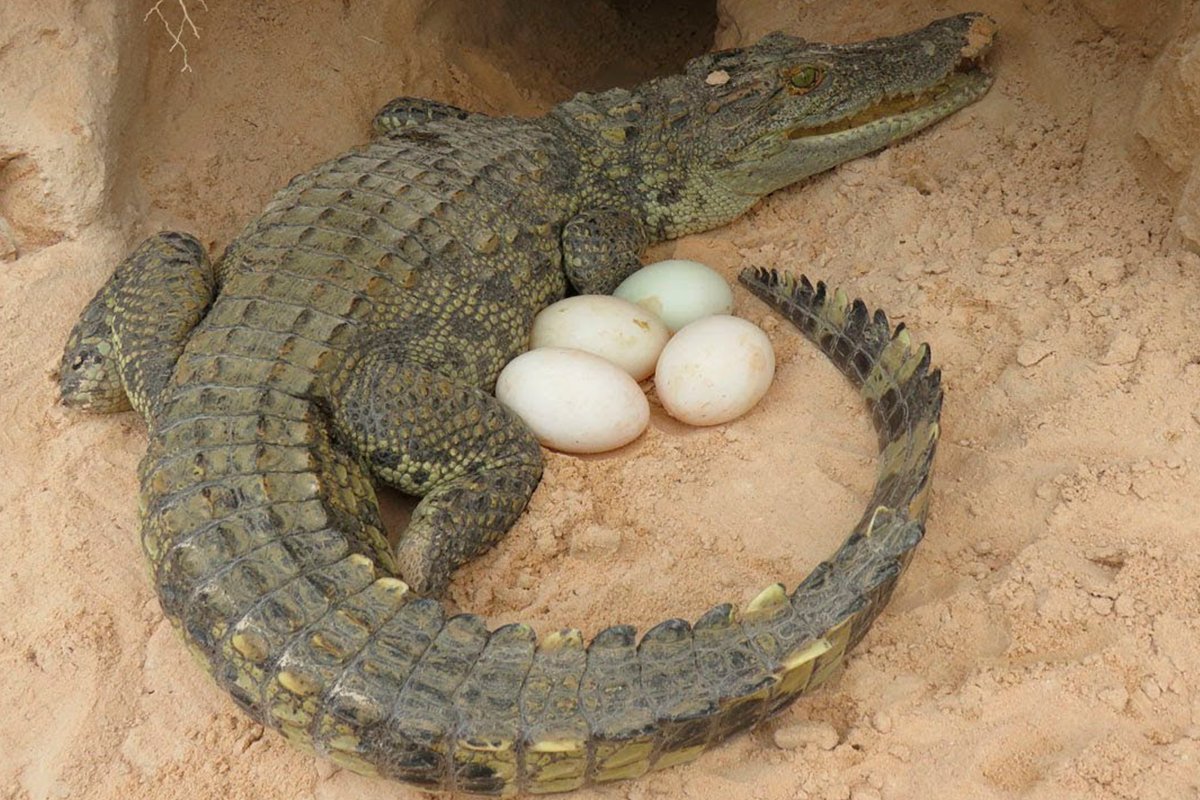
<box><xmin>136</xmin><ymin>117</ymin><xmax>586</xmax><ymax>777</ymax></box>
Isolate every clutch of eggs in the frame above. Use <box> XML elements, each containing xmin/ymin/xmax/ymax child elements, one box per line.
<box><xmin>497</xmin><ymin>260</ymin><xmax>776</xmax><ymax>453</ymax></box>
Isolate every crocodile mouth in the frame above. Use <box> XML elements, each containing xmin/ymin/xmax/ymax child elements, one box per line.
<box><xmin>785</xmin><ymin>60</ymin><xmax>993</xmax><ymax>141</ymax></box>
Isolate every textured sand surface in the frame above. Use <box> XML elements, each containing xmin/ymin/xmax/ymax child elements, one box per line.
<box><xmin>3</xmin><ymin>1</ymin><xmax>1200</xmax><ymax>799</ymax></box>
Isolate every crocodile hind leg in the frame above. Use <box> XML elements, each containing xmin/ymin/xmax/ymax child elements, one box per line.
<box><xmin>371</xmin><ymin>97</ymin><xmax>479</xmax><ymax>137</ymax></box>
<box><xmin>329</xmin><ymin>348</ymin><xmax>543</xmax><ymax>596</ymax></box>
<box><xmin>60</xmin><ymin>231</ymin><xmax>217</xmax><ymax>422</ymax></box>
<box><xmin>561</xmin><ymin>207</ymin><xmax>648</xmax><ymax>295</ymax></box>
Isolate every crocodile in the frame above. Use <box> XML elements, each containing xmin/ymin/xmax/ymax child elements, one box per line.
<box><xmin>59</xmin><ymin>13</ymin><xmax>994</xmax><ymax>795</ymax></box>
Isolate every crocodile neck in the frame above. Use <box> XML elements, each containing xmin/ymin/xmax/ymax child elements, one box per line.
<box><xmin>547</xmin><ymin>88</ymin><xmax>759</xmax><ymax>241</ymax></box>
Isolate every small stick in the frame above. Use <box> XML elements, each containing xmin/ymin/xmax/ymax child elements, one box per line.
<box><xmin>144</xmin><ymin>0</ymin><xmax>209</xmax><ymax>73</ymax></box>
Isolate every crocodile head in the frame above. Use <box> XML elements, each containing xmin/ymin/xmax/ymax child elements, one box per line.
<box><xmin>697</xmin><ymin>13</ymin><xmax>996</xmax><ymax>197</ymax></box>
<box><xmin>620</xmin><ymin>13</ymin><xmax>996</xmax><ymax>235</ymax></box>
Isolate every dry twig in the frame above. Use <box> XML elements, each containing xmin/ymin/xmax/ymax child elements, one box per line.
<box><xmin>145</xmin><ymin>0</ymin><xmax>208</xmax><ymax>73</ymax></box>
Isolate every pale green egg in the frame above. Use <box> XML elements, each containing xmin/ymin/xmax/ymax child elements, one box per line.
<box><xmin>613</xmin><ymin>259</ymin><xmax>734</xmax><ymax>332</ymax></box>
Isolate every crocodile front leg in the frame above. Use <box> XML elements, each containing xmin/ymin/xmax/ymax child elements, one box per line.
<box><xmin>561</xmin><ymin>207</ymin><xmax>647</xmax><ymax>295</ymax></box>
<box><xmin>329</xmin><ymin>346</ymin><xmax>543</xmax><ymax>595</ymax></box>
<box><xmin>60</xmin><ymin>231</ymin><xmax>217</xmax><ymax>421</ymax></box>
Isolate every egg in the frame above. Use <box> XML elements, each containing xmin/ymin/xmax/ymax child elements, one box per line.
<box><xmin>654</xmin><ymin>315</ymin><xmax>776</xmax><ymax>426</ymax></box>
<box><xmin>496</xmin><ymin>347</ymin><xmax>650</xmax><ymax>453</ymax></box>
<box><xmin>530</xmin><ymin>295</ymin><xmax>669</xmax><ymax>380</ymax></box>
<box><xmin>613</xmin><ymin>259</ymin><xmax>734</xmax><ymax>332</ymax></box>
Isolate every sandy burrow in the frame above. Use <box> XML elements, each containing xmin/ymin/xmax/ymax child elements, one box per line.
<box><xmin>3</xmin><ymin>1</ymin><xmax>1200</xmax><ymax>799</ymax></box>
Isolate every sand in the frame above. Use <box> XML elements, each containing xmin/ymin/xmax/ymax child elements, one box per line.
<box><xmin>3</xmin><ymin>1</ymin><xmax>1200</xmax><ymax>798</ymax></box>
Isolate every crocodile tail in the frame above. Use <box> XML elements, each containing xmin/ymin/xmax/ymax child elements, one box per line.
<box><xmin>148</xmin><ymin>269</ymin><xmax>941</xmax><ymax>795</ymax></box>
<box><xmin>736</xmin><ymin>267</ymin><xmax>942</xmax><ymax>648</ymax></box>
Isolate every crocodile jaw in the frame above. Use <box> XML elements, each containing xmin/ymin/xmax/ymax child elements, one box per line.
<box><xmin>759</xmin><ymin>68</ymin><xmax>994</xmax><ymax>189</ymax></box>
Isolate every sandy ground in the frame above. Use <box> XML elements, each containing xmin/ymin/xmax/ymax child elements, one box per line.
<box><xmin>3</xmin><ymin>1</ymin><xmax>1200</xmax><ymax>798</ymax></box>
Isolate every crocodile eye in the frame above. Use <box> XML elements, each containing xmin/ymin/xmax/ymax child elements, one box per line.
<box><xmin>788</xmin><ymin>65</ymin><xmax>823</xmax><ymax>92</ymax></box>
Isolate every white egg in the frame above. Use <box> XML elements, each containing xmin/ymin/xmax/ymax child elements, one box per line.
<box><xmin>654</xmin><ymin>315</ymin><xmax>776</xmax><ymax>426</ymax></box>
<box><xmin>613</xmin><ymin>259</ymin><xmax>734</xmax><ymax>332</ymax></box>
<box><xmin>530</xmin><ymin>295</ymin><xmax>669</xmax><ymax>380</ymax></box>
<box><xmin>496</xmin><ymin>347</ymin><xmax>650</xmax><ymax>453</ymax></box>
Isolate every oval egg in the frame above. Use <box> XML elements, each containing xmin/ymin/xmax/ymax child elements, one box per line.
<box><xmin>613</xmin><ymin>259</ymin><xmax>734</xmax><ymax>332</ymax></box>
<box><xmin>530</xmin><ymin>295</ymin><xmax>669</xmax><ymax>381</ymax></box>
<box><xmin>496</xmin><ymin>347</ymin><xmax>650</xmax><ymax>453</ymax></box>
<box><xmin>654</xmin><ymin>315</ymin><xmax>776</xmax><ymax>426</ymax></box>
